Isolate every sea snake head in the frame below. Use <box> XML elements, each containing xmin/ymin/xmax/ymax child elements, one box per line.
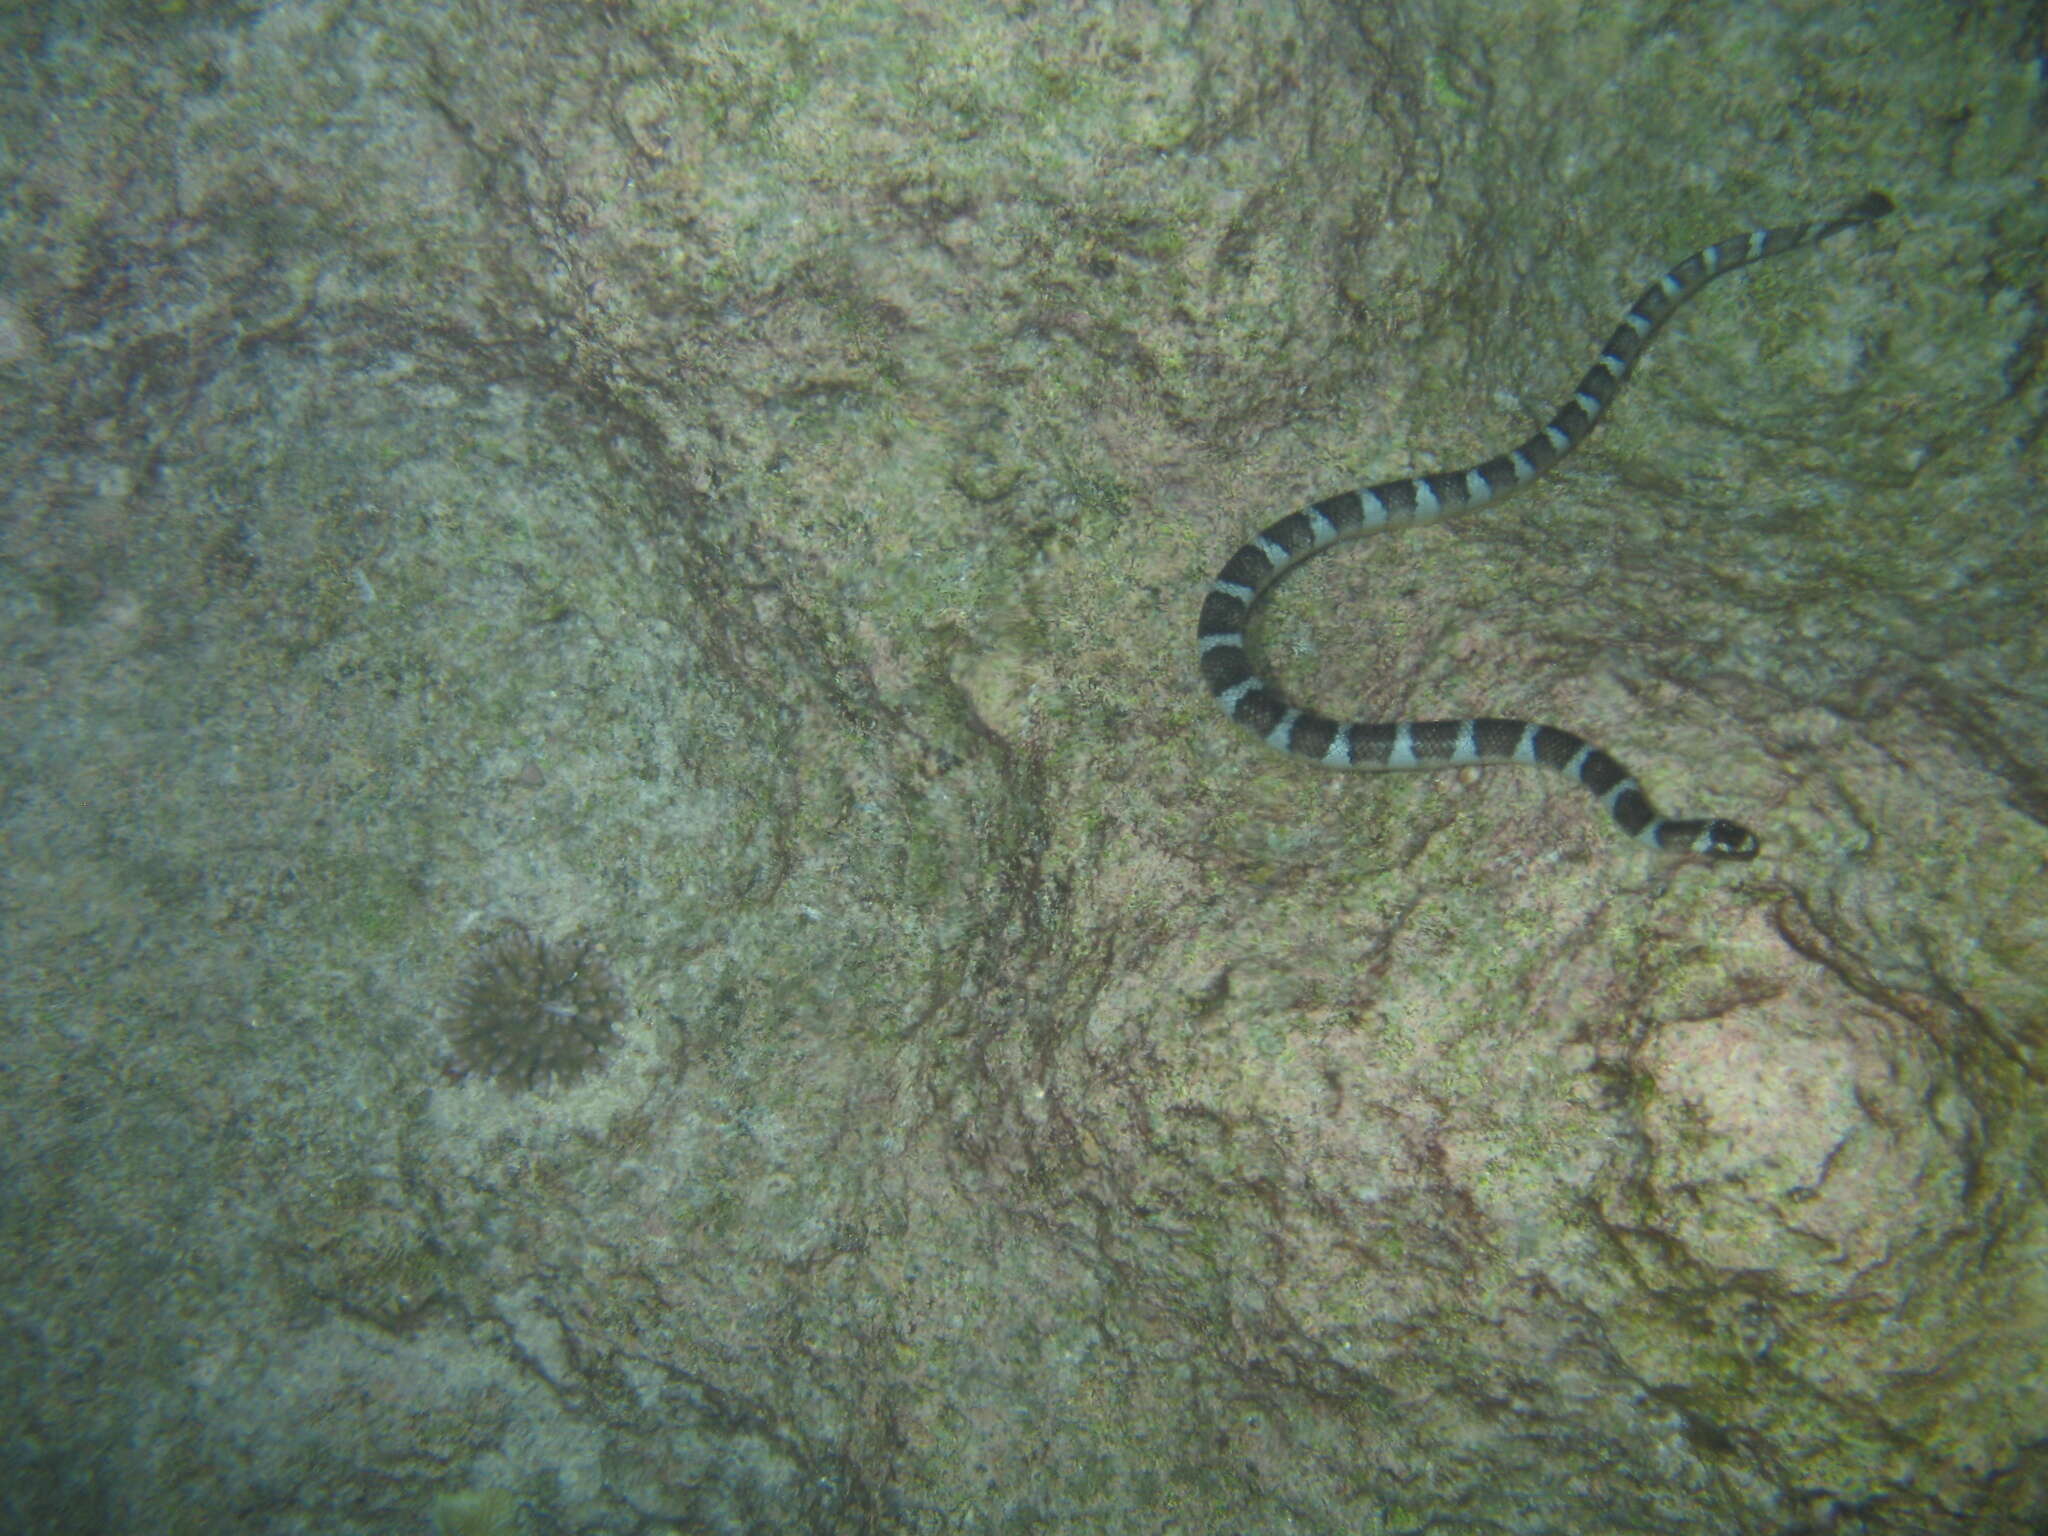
<box><xmin>1695</xmin><ymin>819</ymin><xmax>1761</xmax><ymax>861</ymax></box>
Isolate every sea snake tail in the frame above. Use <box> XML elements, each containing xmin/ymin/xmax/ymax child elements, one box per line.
<box><xmin>1197</xmin><ymin>190</ymin><xmax>1893</xmax><ymax>861</ymax></box>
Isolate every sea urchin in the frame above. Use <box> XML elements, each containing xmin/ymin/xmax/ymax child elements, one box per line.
<box><xmin>445</xmin><ymin>923</ymin><xmax>627</xmax><ymax>1091</ymax></box>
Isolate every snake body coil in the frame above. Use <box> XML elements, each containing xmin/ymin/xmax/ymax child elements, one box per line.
<box><xmin>1197</xmin><ymin>192</ymin><xmax>1893</xmax><ymax>860</ymax></box>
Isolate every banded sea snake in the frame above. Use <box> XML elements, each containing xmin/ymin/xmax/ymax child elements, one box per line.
<box><xmin>1197</xmin><ymin>191</ymin><xmax>1893</xmax><ymax>861</ymax></box>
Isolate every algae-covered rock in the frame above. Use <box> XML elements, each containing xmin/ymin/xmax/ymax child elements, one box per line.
<box><xmin>0</xmin><ymin>0</ymin><xmax>2042</xmax><ymax>1532</ymax></box>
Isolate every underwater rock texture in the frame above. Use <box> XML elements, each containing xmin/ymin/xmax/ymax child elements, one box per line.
<box><xmin>0</xmin><ymin>0</ymin><xmax>2043</xmax><ymax>1532</ymax></box>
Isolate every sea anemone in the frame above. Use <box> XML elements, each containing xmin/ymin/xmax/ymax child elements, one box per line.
<box><xmin>445</xmin><ymin>922</ymin><xmax>627</xmax><ymax>1091</ymax></box>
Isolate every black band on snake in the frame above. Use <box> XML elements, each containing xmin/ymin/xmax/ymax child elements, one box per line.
<box><xmin>1197</xmin><ymin>191</ymin><xmax>1893</xmax><ymax>861</ymax></box>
